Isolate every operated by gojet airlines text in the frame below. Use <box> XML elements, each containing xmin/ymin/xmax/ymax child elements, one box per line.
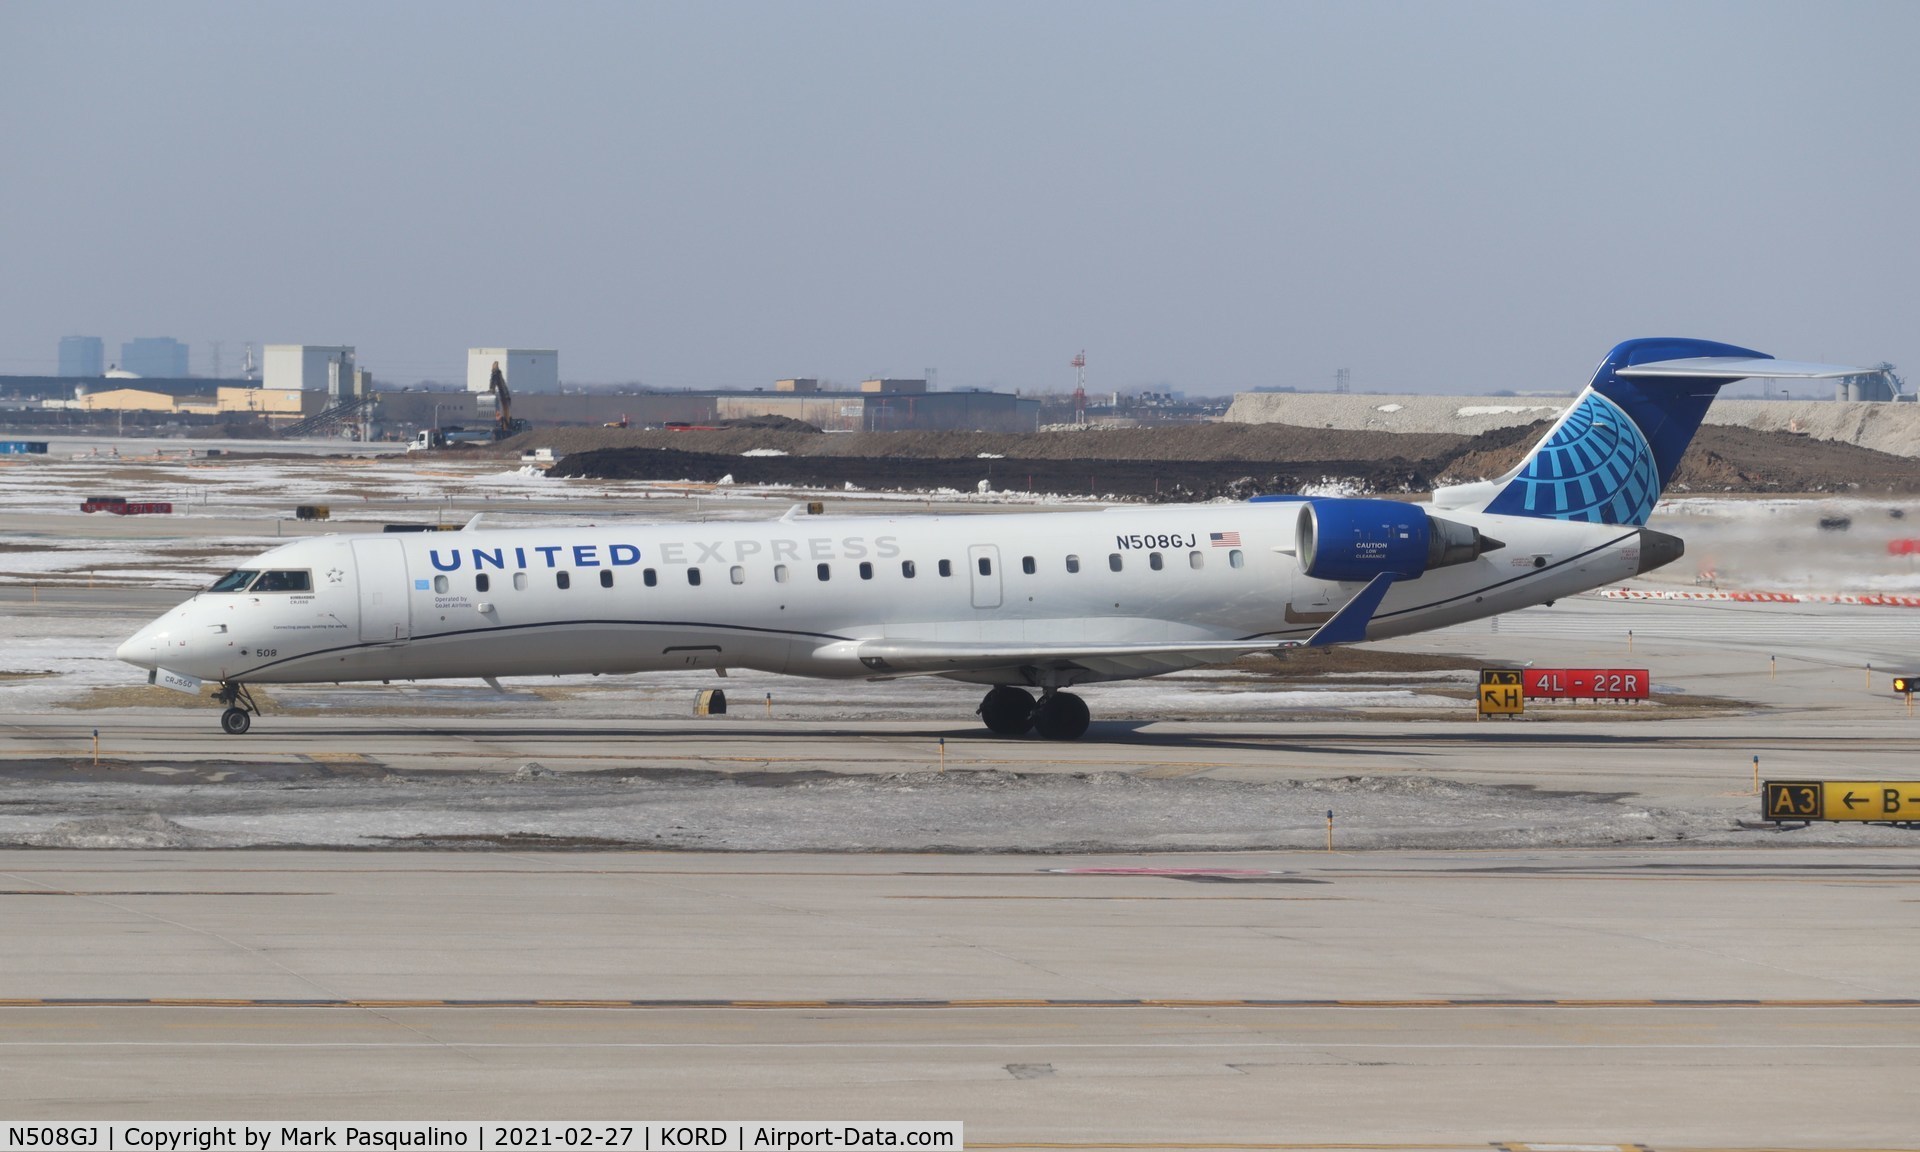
<box><xmin>1</xmin><ymin>1125</ymin><xmax>961</xmax><ymax>1152</ymax></box>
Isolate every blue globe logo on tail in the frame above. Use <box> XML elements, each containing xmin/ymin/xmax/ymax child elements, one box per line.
<box><xmin>1485</xmin><ymin>391</ymin><xmax>1659</xmax><ymax>525</ymax></box>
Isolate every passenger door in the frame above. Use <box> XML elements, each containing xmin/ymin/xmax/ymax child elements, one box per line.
<box><xmin>967</xmin><ymin>544</ymin><xmax>1002</xmax><ymax>609</ymax></box>
<box><xmin>351</xmin><ymin>538</ymin><xmax>411</xmax><ymax>643</ymax></box>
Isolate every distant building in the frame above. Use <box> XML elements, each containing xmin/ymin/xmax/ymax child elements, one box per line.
<box><xmin>468</xmin><ymin>348</ymin><xmax>559</xmax><ymax>395</ymax></box>
<box><xmin>860</xmin><ymin>378</ymin><xmax>928</xmax><ymax>394</ymax></box>
<box><xmin>774</xmin><ymin>378</ymin><xmax>820</xmax><ymax>393</ymax></box>
<box><xmin>1836</xmin><ymin>363</ymin><xmax>1904</xmax><ymax>402</ymax></box>
<box><xmin>263</xmin><ymin>345</ymin><xmax>359</xmax><ymax>398</ymax></box>
<box><xmin>73</xmin><ymin>385</ymin><xmax>217</xmax><ymax>416</ymax></box>
<box><xmin>717</xmin><ymin>388</ymin><xmax>1038</xmax><ymax>433</ymax></box>
<box><xmin>58</xmin><ymin>336</ymin><xmax>104</xmax><ymax>377</ymax></box>
<box><xmin>216</xmin><ymin>386</ymin><xmax>328</xmax><ymax>417</ymax></box>
<box><xmin>119</xmin><ymin>337</ymin><xmax>189</xmax><ymax>378</ymax></box>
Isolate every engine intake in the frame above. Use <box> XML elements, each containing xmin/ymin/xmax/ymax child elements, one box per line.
<box><xmin>1296</xmin><ymin>499</ymin><xmax>1498</xmax><ymax>582</ymax></box>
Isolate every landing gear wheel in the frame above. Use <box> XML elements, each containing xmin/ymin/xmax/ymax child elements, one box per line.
<box><xmin>978</xmin><ymin>686</ymin><xmax>1036</xmax><ymax>736</ymax></box>
<box><xmin>214</xmin><ymin>682</ymin><xmax>259</xmax><ymax>735</ymax></box>
<box><xmin>1032</xmin><ymin>691</ymin><xmax>1090</xmax><ymax>741</ymax></box>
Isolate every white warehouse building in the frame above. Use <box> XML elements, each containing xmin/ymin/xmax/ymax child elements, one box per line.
<box><xmin>263</xmin><ymin>345</ymin><xmax>359</xmax><ymax>396</ymax></box>
<box><xmin>467</xmin><ymin>348</ymin><xmax>559</xmax><ymax>395</ymax></box>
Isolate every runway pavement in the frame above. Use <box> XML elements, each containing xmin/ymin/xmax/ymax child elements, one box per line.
<box><xmin>5</xmin><ymin>498</ymin><xmax>1920</xmax><ymax>1142</ymax></box>
<box><xmin>0</xmin><ymin>848</ymin><xmax>1915</xmax><ymax>1146</ymax></box>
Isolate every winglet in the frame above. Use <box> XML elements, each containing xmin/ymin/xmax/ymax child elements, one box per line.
<box><xmin>1305</xmin><ymin>573</ymin><xmax>1397</xmax><ymax>647</ymax></box>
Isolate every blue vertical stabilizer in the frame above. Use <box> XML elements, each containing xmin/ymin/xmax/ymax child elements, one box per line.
<box><xmin>1481</xmin><ymin>338</ymin><xmax>1766</xmax><ymax>526</ymax></box>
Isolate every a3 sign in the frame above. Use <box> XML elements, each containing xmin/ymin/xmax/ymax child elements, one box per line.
<box><xmin>1765</xmin><ymin>780</ymin><xmax>1920</xmax><ymax>823</ymax></box>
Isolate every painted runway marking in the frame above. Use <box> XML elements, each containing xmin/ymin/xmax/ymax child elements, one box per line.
<box><xmin>0</xmin><ymin>1041</ymin><xmax>1914</xmax><ymax>1051</ymax></box>
<box><xmin>0</xmin><ymin>997</ymin><xmax>1915</xmax><ymax>1010</ymax></box>
<box><xmin>886</xmin><ymin>895</ymin><xmax>1346</xmax><ymax>901</ymax></box>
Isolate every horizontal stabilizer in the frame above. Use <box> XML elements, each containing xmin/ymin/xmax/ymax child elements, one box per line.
<box><xmin>1616</xmin><ymin>357</ymin><xmax>1864</xmax><ymax>380</ymax></box>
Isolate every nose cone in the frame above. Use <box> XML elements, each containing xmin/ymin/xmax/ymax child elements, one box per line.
<box><xmin>117</xmin><ymin>620</ymin><xmax>162</xmax><ymax>670</ymax></box>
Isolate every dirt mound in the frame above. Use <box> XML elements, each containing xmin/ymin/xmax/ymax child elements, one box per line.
<box><xmin>502</xmin><ymin>423</ymin><xmax>1472</xmax><ymax>465</ymax></box>
<box><xmin>1438</xmin><ymin>422</ymin><xmax>1920</xmax><ymax>494</ymax></box>
<box><xmin>545</xmin><ymin>420</ymin><xmax>1920</xmax><ymax>499</ymax></box>
<box><xmin>709</xmin><ymin>414</ymin><xmax>822</xmax><ymax>432</ymax></box>
<box><xmin>548</xmin><ymin>446</ymin><xmax>1444</xmax><ymax>499</ymax></box>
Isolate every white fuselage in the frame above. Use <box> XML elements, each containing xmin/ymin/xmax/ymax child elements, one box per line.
<box><xmin>118</xmin><ymin>501</ymin><xmax>1649</xmax><ymax>688</ymax></box>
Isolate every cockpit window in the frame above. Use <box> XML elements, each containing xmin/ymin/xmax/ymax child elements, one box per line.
<box><xmin>208</xmin><ymin>570</ymin><xmax>259</xmax><ymax>593</ymax></box>
<box><xmin>252</xmin><ymin>570</ymin><xmax>312</xmax><ymax>593</ymax></box>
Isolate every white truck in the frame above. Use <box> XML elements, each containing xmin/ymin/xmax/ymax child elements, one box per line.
<box><xmin>406</xmin><ymin>427</ymin><xmax>495</xmax><ymax>452</ymax></box>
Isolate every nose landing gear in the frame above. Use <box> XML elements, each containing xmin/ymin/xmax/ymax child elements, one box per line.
<box><xmin>976</xmin><ymin>686</ymin><xmax>1090</xmax><ymax>740</ymax></box>
<box><xmin>215</xmin><ymin>682</ymin><xmax>259</xmax><ymax>735</ymax></box>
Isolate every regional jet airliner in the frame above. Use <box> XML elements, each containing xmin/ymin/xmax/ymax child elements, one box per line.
<box><xmin>118</xmin><ymin>339</ymin><xmax>1859</xmax><ymax>739</ymax></box>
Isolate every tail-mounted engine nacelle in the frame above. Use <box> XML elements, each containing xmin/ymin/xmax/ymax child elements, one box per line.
<box><xmin>1296</xmin><ymin>498</ymin><xmax>1498</xmax><ymax>582</ymax></box>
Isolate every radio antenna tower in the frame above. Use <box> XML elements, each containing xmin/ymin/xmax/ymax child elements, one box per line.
<box><xmin>1334</xmin><ymin>368</ymin><xmax>1351</xmax><ymax>394</ymax></box>
<box><xmin>1071</xmin><ymin>351</ymin><xmax>1088</xmax><ymax>424</ymax></box>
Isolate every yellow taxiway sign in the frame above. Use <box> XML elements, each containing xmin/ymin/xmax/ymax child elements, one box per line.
<box><xmin>1478</xmin><ymin>669</ymin><xmax>1523</xmax><ymax>717</ymax></box>
<box><xmin>1764</xmin><ymin>780</ymin><xmax>1920</xmax><ymax>822</ymax></box>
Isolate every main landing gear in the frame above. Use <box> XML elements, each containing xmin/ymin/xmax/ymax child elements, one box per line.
<box><xmin>215</xmin><ymin>682</ymin><xmax>259</xmax><ymax>735</ymax></box>
<box><xmin>976</xmin><ymin>686</ymin><xmax>1091</xmax><ymax>741</ymax></box>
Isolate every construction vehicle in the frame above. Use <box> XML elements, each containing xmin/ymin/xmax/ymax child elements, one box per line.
<box><xmin>488</xmin><ymin>361</ymin><xmax>531</xmax><ymax>440</ymax></box>
<box><xmin>406</xmin><ymin>426</ymin><xmax>494</xmax><ymax>452</ymax></box>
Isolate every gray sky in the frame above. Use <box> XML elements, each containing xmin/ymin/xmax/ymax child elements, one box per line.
<box><xmin>2</xmin><ymin>1</ymin><xmax>1913</xmax><ymax>395</ymax></box>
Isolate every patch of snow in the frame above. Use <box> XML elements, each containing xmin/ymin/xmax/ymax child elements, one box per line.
<box><xmin>1298</xmin><ymin>479</ymin><xmax>1364</xmax><ymax>498</ymax></box>
<box><xmin>1374</xmin><ymin>403</ymin><xmax>1403</xmax><ymax>413</ymax></box>
<box><xmin>1455</xmin><ymin>404</ymin><xmax>1560</xmax><ymax>417</ymax></box>
<box><xmin>740</xmin><ymin>449</ymin><xmax>789</xmax><ymax>457</ymax></box>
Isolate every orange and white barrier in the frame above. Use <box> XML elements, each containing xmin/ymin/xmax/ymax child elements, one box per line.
<box><xmin>1601</xmin><ymin>587</ymin><xmax>1920</xmax><ymax>608</ymax></box>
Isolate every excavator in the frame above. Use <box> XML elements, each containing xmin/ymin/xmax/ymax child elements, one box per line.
<box><xmin>406</xmin><ymin>363</ymin><xmax>532</xmax><ymax>451</ymax></box>
<box><xmin>487</xmin><ymin>361</ymin><xmax>532</xmax><ymax>440</ymax></box>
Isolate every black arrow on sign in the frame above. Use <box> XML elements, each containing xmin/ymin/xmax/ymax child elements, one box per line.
<box><xmin>1843</xmin><ymin>791</ymin><xmax>1867</xmax><ymax>810</ymax></box>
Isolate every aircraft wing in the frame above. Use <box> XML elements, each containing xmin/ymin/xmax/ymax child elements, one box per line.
<box><xmin>831</xmin><ymin>573</ymin><xmax>1397</xmax><ymax>678</ymax></box>
<box><xmin>837</xmin><ymin>637</ymin><xmax>1291</xmax><ymax>678</ymax></box>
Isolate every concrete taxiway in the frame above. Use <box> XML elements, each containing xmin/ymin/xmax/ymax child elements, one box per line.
<box><xmin>5</xmin><ymin>476</ymin><xmax>1920</xmax><ymax>1142</ymax></box>
<box><xmin>0</xmin><ymin>847</ymin><xmax>1915</xmax><ymax>1147</ymax></box>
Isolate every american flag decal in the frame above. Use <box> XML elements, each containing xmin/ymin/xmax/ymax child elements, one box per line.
<box><xmin>1209</xmin><ymin>531</ymin><xmax>1241</xmax><ymax>547</ymax></box>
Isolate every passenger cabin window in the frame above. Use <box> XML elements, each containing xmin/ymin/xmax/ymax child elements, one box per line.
<box><xmin>817</xmin><ymin>562</ymin><xmax>831</xmax><ymax>581</ymax></box>
<box><xmin>1229</xmin><ymin>549</ymin><xmax>1245</xmax><ymax>568</ymax></box>
<box><xmin>977</xmin><ymin>556</ymin><xmax>992</xmax><ymax>576</ymax></box>
<box><xmin>209</xmin><ymin>570</ymin><xmax>259</xmax><ymax>593</ymax></box>
<box><xmin>688</xmin><ymin>567</ymin><xmax>702</xmax><ymax>586</ymax></box>
<box><xmin>557</xmin><ymin>571</ymin><xmax>571</xmax><ymax>589</ymax></box>
<box><xmin>513</xmin><ymin>572</ymin><xmax>527</xmax><ymax>590</ymax></box>
<box><xmin>1189</xmin><ymin>551</ymin><xmax>1203</xmax><ymax>569</ymax></box>
<box><xmin>474</xmin><ymin>573</ymin><xmax>491</xmax><ymax>593</ymax></box>
<box><xmin>433</xmin><ymin>575</ymin><xmax>449</xmax><ymax>594</ymax></box>
<box><xmin>599</xmin><ymin>569</ymin><xmax>614</xmax><ymax>588</ymax></box>
<box><xmin>1148</xmin><ymin>552</ymin><xmax>1163</xmax><ymax>571</ymax></box>
<box><xmin>252</xmin><ymin>570</ymin><xmax>311</xmax><ymax>593</ymax></box>
<box><xmin>1021</xmin><ymin>556</ymin><xmax>1035</xmax><ymax>575</ymax></box>
<box><xmin>859</xmin><ymin>561</ymin><xmax>873</xmax><ymax>580</ymax></box>
<box><xmin>730</xmin><ymin>565</ymin><xmax>745</xmax><ymax>585</ymax></box>
<box><xmin>1108</xmin><ymin>553</ymin><xmax>1123</xmax><ymax>572</ymax></box>
<box><xmin>1066</xmin><ymin>555</ymin><xmax>1080</xmax><ymax>573</ymax></box>
<box><xmin>938</xmin><ymin>559</ymin><xmax>953</xmax><ymax>577</ymax></box>
<box><xmin>643</xmin><ymin>568</ymin><xmax>658</xmax><ymax>587</ymax></box>
<box><xmin>901</xmin><ymin>560</ymin><xmax>916</xmax><ymax>578</ymax></box>
<box><xmin>774</xmin><ymin>564</ymin><xmax>790</xmax><ymax>583</ymax></box>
